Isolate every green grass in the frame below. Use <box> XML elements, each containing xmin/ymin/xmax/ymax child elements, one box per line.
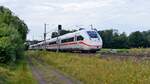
<box><xmin>28</xmin><ymin>50</ymin><xmax>150</xmax><ymax>84</ymax></box>
<box><xmin>99</xmin><ymin>48</ymin><xmax>129</xmax><ymax>54</ymax></box>
<box><xmin>100</xmin><ymin>48</ymin><xmax>150</xmax><ymax>56</ymax></box>
<box><xmin>128</xmin><ymin>48</ymin><xmax>150</xmax><ymax>56</ymax></box>
<box><xmin>0</xmin><ymin>56</ymin><xmax>37</xmax><ymax>84</ymax></box>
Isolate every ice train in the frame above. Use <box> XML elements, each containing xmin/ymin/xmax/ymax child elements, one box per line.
<box><xmin>29</xmin><ymin>28</ymin><xmax>103</xmax><ymax>53</ymax></box>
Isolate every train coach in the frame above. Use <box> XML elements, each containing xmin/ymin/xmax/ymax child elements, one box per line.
<box><xmin>29</xmin><ymin>28</ymin><xmax>103</xmax><ymax>53</ymax></box>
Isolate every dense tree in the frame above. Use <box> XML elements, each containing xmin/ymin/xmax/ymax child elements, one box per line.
<box><xmin>0</xmin><ymin>6</ymin><xmax>28</xmax><ymax>41</ymax></box>
<box><xmin>0</xmin><ymin>6</ymin><xmax>28</xmax><ymax>63</ymax></box>
<box><xmin>98</xmin><ymin>30</ymin><xmax>129</xmax><ymax>48</ymax></box>
<box><xmin>142</xmin><ymin>30</ymin><xmax>150</xmax><ymax>47</ymax></box>
<box><xmin>128</xmin><ymin>31</ymin><xmax>146</xmax><ymax>48</ymax></box>
<box><xmin>98</xmin><ymin>30</ymin><xmax>113</xmax><ymax>48</ymax></box>
<box><xmin>51</xmin><ymin>32</ymin><xmax>58</xmax><ymax>38</ymax></box>
<box><xmin>99</xmin><ymin>30</ymin><xmax>149</xmax><ymax>48</ymax></box>
<box><xmin>51</xmin><ymin>29</ymin><xmax>76</xmax><ymax>38</ymax></box>
<box><xmin>0</xmin><ymin>26</ymin><xmax>23</xmax><ymax>63</ymax></box>
<box><xmin>112</xmin><ymin>32</ymin><xmax>128</xmax><ymax>48</ymax></box>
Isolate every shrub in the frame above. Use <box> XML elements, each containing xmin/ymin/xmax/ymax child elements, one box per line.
<box><xmin>0</xmin><ymin>26</ymin><xmax>24</xmax><ymax>63</ymax></box>
<box><xmin>0</xmin><ymin>6</ymin><xmax>28</xmax><ymax>63</ymax></box>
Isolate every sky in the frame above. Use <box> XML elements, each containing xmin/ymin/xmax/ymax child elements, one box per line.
<box><xmin>0</xmin><ymin>0</ymin><xmax>150</xmax><ymax>40</ymax></box>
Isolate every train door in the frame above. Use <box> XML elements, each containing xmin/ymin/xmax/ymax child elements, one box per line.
<box><xmin>75</xmin><ymin>34</ymin><xmax>80</xmax><ymax>50</ymax></box>
<box><xmin>56</xmin><ymin>37</ymin><xmax>60</xmax><ymax>51</ymax></box>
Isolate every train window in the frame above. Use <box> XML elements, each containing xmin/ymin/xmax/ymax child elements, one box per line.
<box><xmin>61</xmin><ymin>37</ymin><xmax>74</xmax><ymax>43</ymax></box>
<box><xmin>61</xmin><ymin>39</ymin><xmax>65</xmax><ymax>43</ymax></box>
<box><xmin>49</xmin><ymin>41</ymin><xmax>56</xmax><ymax>45</ymax></box>
<box><xmin>77</xmin><ymin>36</ymin><xmax>84</xmax><ymax>41</ymax></box>
<box><xmin>87</xmin><ymin>31</ymin><xmax>98</xmax><ymax>38</ymax></box>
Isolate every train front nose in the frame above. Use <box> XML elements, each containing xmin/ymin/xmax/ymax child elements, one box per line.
<box><xmin>91</xmin><ymin>42</ymin><xmax>102</xmax><ymax>49</ymax></box>
<box><xmin>89</xmin><ymin>38</ymin><xmax>102</xmax><ymax>48</ymax></box>
<box><xmin>82</xmin><ymin>39</ymin><xmax>102</xmax><ymax>50</ymax></box>
<box><xmin>84</xmin><ymin>30</ymin><xmax>103</xmax><ymax>51</ymax></box>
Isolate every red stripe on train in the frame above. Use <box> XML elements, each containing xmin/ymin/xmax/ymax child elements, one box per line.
<box><xmin>79</xmin><ymin>42</ymin><xmax>99</xmax><ymax>47</ymax></box>
<box><xmin>47</xmin><ymin>41</ymin><xmax>100</xmax><ymax>48</ymax></box>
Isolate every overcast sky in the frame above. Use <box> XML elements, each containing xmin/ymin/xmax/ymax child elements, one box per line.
<box><xmin>0</xmin><ymin>0</ymin><xmax>150</xmax><ymax>40</ymax></box>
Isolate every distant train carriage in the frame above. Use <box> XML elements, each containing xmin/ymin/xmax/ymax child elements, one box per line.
<box><xmin>29</xmin><ymin>28</ymin><xmax>103</xmax><ymax>53</ymax></box>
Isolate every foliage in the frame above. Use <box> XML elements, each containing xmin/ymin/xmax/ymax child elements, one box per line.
<box><xmin>28</xmin><ymin>51</ymin><xmax>150</xmax><ymax>84</ymax></box>
<box><xmin>128</xmin><ymin>31</ymin><xmax>146</xmax><ymax>48</ymax></box>
<box><xmin>0</xmin><ymin>6</ymin><xmax>28</xmax><ymax>63</ymax></box>
<box><xmin>0</xmin><ymin>57</ymin><xmax>37</xmax><ymax>84</ymax></box>
<box><xmin>98</xmin><ymin>29</ymin><xmax>150</xmax><ymax>48</ymax></box>
<box><xmin>0</xmin><ymin>6</ymin><xmax>28</xmax><ymax>41</ymax></box>
<box><xmin>98</xmin><ymin>30</ymin><xmax>114</xmax><ymax>48</ymax></box>
<box><xmin>128</xmin><ymin>48</ymin><xmax>150</xmax><ymax>56</ymax></box>
<box><xmin>98</xmin><ymin>30</ymin><xmax>129</xmax><ymax>48</ymax></box>
<box><xmin>51</xmin><ymin>29</ymin><xmax>77</xmax><ymax>38</ymax></box>
<box><xmin>0</xmin><ymin>26</ymin><xmax>24</xmax><ymax>63</ymax></box>
<box><xmin>142</xmin><ymin>30</ymin><xmax>150</xmax><ymax>47</ymax></box>
<box><xmin>99</xmin><ymin>48</ymin><xmax>150</xmax><ymax>57</ymax></box>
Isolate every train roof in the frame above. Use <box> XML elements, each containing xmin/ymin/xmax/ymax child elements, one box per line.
<box><xmin>47</xmin><ymin>29</ymin><xmax>86</xmax><ymax>41</ymax></box>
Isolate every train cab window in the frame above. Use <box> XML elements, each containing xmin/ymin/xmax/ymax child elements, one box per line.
<box><xmin>61</xmin><ymin>37</ymin><xmax>74</xmax><ymax>43</ymax></box>
<box><xmin>77</xmin><ymin>36</ymin><xmax>84</xmax><ymax>41</ymax></box>
<box><xmin>87</xmin><ymin>31</ymin><xmax>98</xmax><ymax>38</ymax></box>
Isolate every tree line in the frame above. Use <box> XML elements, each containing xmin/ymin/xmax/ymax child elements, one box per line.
<box><xmin>51</xmin><ymin>29</ymin><xmax>150</xmax><ymax>48</ymax></box>
<box><xmin>0</xmin><ymin>6</ymin><xmax>28</xmax><ymax>63</ymax></box>
<box><xmin>98</xmin><ymin>30</ymin><xmax>150</xmax><ymax>48</ymax></box>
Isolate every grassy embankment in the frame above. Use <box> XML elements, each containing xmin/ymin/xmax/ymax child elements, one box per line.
<box><xmin>0</xmin><ymin>56</ymin><xmax>37</xmax><ymax>84</ymax></box>
<box><xmin>28</xmin><ymin>49</ymin><xmax>150</xmax><ymax>84</ymax></box>
<box><xmin>100</xmin><ymin>48</ymin><xmax>150</xmax><ymax>56</ymax></box>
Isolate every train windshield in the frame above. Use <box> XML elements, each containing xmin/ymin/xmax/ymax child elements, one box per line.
<box><xmin>87</xmin><ymin>31</ymin><xmax>98</xmax><ymax>38</ymax></box>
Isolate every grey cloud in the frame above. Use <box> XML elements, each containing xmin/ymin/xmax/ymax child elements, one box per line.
<box><xmin>0</xmin><ymin>0</ymin><xmax>150</xmax><ymax>40</ymax></box>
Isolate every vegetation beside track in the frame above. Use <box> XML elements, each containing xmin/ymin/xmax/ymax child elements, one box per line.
<box><xmin>100</xmin><ymin>48</ymin><xmax>150</xmax><ymax>56</ymax></box>
<box><xmin>0</xmin><ymin>56</ymin><xmax>37</xmax><ymax>84</ymax></box>
<box><xmin>28</xmin><ymin>50</ymin><xmax>150</xmax><ymax>84</ymax></box>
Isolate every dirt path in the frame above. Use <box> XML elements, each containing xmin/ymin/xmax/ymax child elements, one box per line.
<box><xmin>27</xmin><ymin>57</ymin><xmax>82</xmax><ymax>84</ymax></box>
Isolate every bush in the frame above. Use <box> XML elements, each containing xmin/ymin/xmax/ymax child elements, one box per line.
<box><xmin>0</xmin><ymin>6</ymin><xmax>28</xmax><ymax>41</ymax></box>
<box><xmin>0</xmin><ymin>26</ymin><xmax>24</xmax><ymax>63</ymax></box>
<box><xmin>0</xmin><ymin>6</ymin><xmax>28</xmax><ymax>63</ymax></box>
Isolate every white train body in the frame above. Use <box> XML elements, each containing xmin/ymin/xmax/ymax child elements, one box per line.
<box><xmin>29</xmin><ymin>29</ymin><xmax>103</xmax><ymax>52</ymax></box>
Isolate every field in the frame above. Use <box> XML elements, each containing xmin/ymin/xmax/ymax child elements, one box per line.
<box><xmin>0</xmin><ymin>56</ymin><xmax>37</xmax><ymax>84</ymax></box>
<box><xmin>27</xmin><ymin>49</ymin><xmax>150</xmax><ymax>84</ymax></box>
<box><xmin>100</xmin><ymin>48</ymin><xmax>150</xmax><ymax>56</ymax></box>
